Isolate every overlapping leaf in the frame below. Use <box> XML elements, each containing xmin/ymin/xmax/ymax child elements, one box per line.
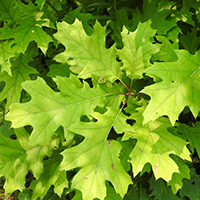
<box><xmin>30</xmin><ymin>153</ymin><xmax>68</xmax><ymax>200</ymax></box>
<box><xmin>123</xmin><ymin>107</ymin><xmax>190</xmax><ymax>182</ymax></box>
<box><xmin>0</xmin><ymin>40</ymin><xmax>16</xmax><ymax>75</ymax></box>
<box><xmin>116</xmin><ymin>20</ymin><xmax>159</xmax><ymax>79</ymax></box>
<box><xmin>142</xmin><ymin>50</ymin><xmax>200</xmax><ymax>125</ymax></box>
<box><xmin>149</xmin><ymin>178</ymin><xmax>179</xmax><ymax>200</ymax></box>
<box><xmin>0</xmin><ymin>132</ymin><xmax>27</xmax><ymax>194</ymax></box>
<box><xmin>0</xmin><ymin>53</ymin><xmax>36</xmax><ymax>112</ymax></box>
<box><xmin>168</xmin><ymin>155</ymin><xmax>190</xmax><ymax>193</ymax></box>
<box><xmin>0</xmin><ymin>16</ymin><xmax>52</xmax><ymax>55</ymax></box>
<box><xmin>177</xmin><ymin>122</ymin><xmax>200</xmax><ymax>156</ymax></box>
<box><xmin>0</xmin><ymin>127</ymin><xmax>58</xmax><ymax>194</ymax></box>
<box><xmin>0</xmin><ymin>0</ymin><xmax>39</xmax><ymax>26</ymax></box>
<box><xmin>60</xmin><ymin>108</ymin><xmax>132</xmax><ymax>200</ymax></box>
<box><xmin>6</xmin><ymin>75</ymin><xmax>111</xmax><ymax>146</ymax></box>
<box><xmin>54</xmin><ymin>20</ymin><xmax>123</xmax><ymax>82</ymax></box>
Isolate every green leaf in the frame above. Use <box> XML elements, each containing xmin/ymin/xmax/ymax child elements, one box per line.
<box><xmin>116</xmin><ymin>20</ymin><xmax>159</xmax><ymax>79</ymax></box>
<box><xmin>105</xmin><ymin>181</ymin><xmax>122</xmax><ymax>200</ymax></box>
<box><xmin>0</xmin><ymin>53</ymin><xmax>36</xmax><ymax>112</ymax></box>
<box><xmin>0</xmin><ymin>40</ymin><xmax>17</xmax><ymax>75</ymax></box>
<box><xmin>142</xmin><ymin>50</ymin><xmax>200</xmax><ymax>125</ymax></box>
<box><xmin>63</xmin><ymin>7</ymin><xmax>96</xmax><ymax>36</ymax></box>
<box><xmin>173</xmin><ymin>0</ymin><xmax>198</xmax><ymax>26</ymax></box>
<box><xmin>149</xmin><ymin>178</ymin><xmax>179</xmax><ymax>200</ymax></box>
<box><xmin>180</xmin><ymin>168</ymin><xmax>200</xmax><ymax>200</ymax></box>
<box><xmin>0</xmin><ymin>132</ymin><xmax>27</xmax><ymax>194</ymax></box>
<box><xmin>124</xmin><ymin>107</ymin><xmax>190</xmax><ymax>182</ymax></box>
<box><xmin>152</xmin><ymin>35</ymin><xmax>178</xmax><ymax>62</ymax></box>
<box><xmin>30</xmin><ymin>152</ymin><xmax>68</xmax><ymax>200</ymax></box>
<box><xmin>0</xmin><ymin>124</ymin><xmax>60</xmax><ymax>194</ymax></box>
<box><xmin>47</xmin><ymin>63</ymin><xmax>71</xmax><ymax>77</ymax></box>
<box><xmin>15</xmin><ymin>127</ymin><xmax>59</xmax><ymax>179</ymax></box>
<box><xmin>168</xmin><ymin>155</ymin><xmax>190</xmax><ymax>194</ymax></box>
<box><xmin>18</xmin><ymin>188</ymin><xmax>32</xmax><ymax>200</ymax></box>
<box><xmin>0</xmin><ymin>0</ymin><xmax>42</xmax><ymax>27</ymax></box>
<box><xmin>141</xmin><ymin>0</ymin><xmax>172</xmax><ymax>23</ymax></box>
<box><xmin>119</xmin><ymin>139</ymin><xmax>136</xmax><ymax>172</ymax></box>
<box><xmin>124</xmin><ymin>186</ymin><xmax>153</xmax><ymax>200</ymax></box>
<box><xmin>60</xmin><ymin>108</ymin><xmax>132</xmax><ymax>200</ymax></box>
<box><xmin>54</xmin><ymin>20</ymin><xmax>123</xmax><ymax>82</ymax></box>
<box><xmin>6</xmin><ymin>75</ymin><xmax>109</xmax><ymax>146</ymax></box>
<box><xmin>177</xmin><ymin>122</ymin><xmax>200</xmax><ymax>156</ymax></box>
<box><xmin>0</xmin><ymin>16</ymin><xmax>52</xmax><ymax>54</ymax></box>
<box><xmin>179</xmin><ymin>28</ymin><xmax>200</xmax><ymax>55</ymax></box>
<box><xmin>151</xmin><ymin>10</ymin><xmax>177</xmax><ymax>35</ymax></box>
<box><xmin>0</xmin><ymin>0</ymin><xmax>16</xmax><ymax>25</ymax></box>
<box><xmin>0</xmin><ymin>121</ymin><xmax>14</xmax><ymax>137</ymax></box>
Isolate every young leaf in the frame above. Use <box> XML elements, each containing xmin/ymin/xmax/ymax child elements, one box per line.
<box><xmin>6</xmin><ymin>75</ymin><xmax>109</xmax><ymax>146</ymax></box>
<box><xmin>54</xmin><ymin>20</ymin><xmax>123</xmax><ymax>82</ymax></box>
<box><xmin>60</xmin><ymin>108</ymin><xmax>132</xmax><ymax>200</ymax></box>
<box><xmin>142</xmin><ymin>50</ymin><xmax>200</xmax><ymax>125</ymax></box>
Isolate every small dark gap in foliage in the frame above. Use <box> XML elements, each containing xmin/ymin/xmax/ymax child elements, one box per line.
<box><xmin>0</xmin><ymin>82</ymin><xmax>5</xmax><ymax>93</ymax></box>
<box><xmin>71</xmin><ymin>134</ymin><xmax>84</xmax><ymax>147</ymax></box>
<box><xmin>107</xmin><ymin>127</ymin><xmax>123</xmax><ymax>140</ymax></box>
<box><xmin>25</xmin><ymin>171</ymin><xmax>35</xmax><ymax>188</ymax></box>
<box><xmin>24</xmin><ymin>125</ymin><xmax>33</xmax><ymax>134</ymax></box>
<box><xmin>20</xmin><ymin>90</ymin><xmax>31</xmax><ymax>103</ymax></box>
<box><xmin>67</xmin><ymin>168</ymin><xmax>81</xmax><ymax>184</ymax></box>
<box><xmin>178</xmin><ymin>107</ymin><xmax>196</xmax><ymax>125</ymax></box>
<box><xmin>84</xmin><ymin>78</ymin><xmax>93</xmax><ymax>88</ymax></box>
<box><xmin>43</xmin><ymin>155</ymin><xmax>49</xmax><ymax>161</ymax></box>
<box><xmin>126</xmin><ymin>119</ymin><xmax>136</xmax><ymax>126</ymax></box>
<box><xmin>106</xmin><ymin>33</ymin><xmax>115</xmax><ymax>49</ymax></box>
<box><xmin>10</xmin><ymin>134</ymin><xmax>17</xmax><ymax>140</ymax></box>
<box><xmin>191</xmin><ymin>149</ymin><xmax>200</xmax><ymax>174</ymax></box>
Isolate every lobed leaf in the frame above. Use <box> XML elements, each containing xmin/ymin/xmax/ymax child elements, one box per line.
<box><xmin>0</xmin><ymin>17</ymin><xmax>52</xmax><ymax>55</ymax></box>
<box><xmin>123</xmin><ymin>107</ymin><xmax>190</xmax><ymax>182</ymax></box>
<box><xmin>142</xmin><ymin>50</ymin><xmax>200</xmax><ymax>125</ymax></box>
<box><xmin>116</xmin><ymin>20</ymin><xmax>159</xmax><ymax>79</ymax></box>
<box><xmin>60</xmin><ymin>108</ymin><xmax>132</xmax><ymax>200</ymax></box>
<box><xmin>30</xmin><ymin>153</ymin><xmax>68</xmax><ymax>200</ymax></box>
<box><xmin>0</xmin><ymin>53</ymin><xmax>36</xmax><ymax>112</ymax></box>
<box><xmin>178</xmin><ymin>122</ymin><xmax>200</xmax><ymax>157</ymax></box>
<box><xmin>6</xmin><ymin>75</ymin><xmax>109</xmax><ymax>146</ymax></box>
<box><xmin>54</xmin><ymin>20</ymin><xmax>123</xmax><ymax>82</ymax></box>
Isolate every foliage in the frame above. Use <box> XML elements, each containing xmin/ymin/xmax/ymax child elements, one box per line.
<box><xmin>0</xmin><ymin>0</ymin><xmax>200</xmax><ymax>199</ymax></box>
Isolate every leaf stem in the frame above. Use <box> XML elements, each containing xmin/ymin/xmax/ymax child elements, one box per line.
<box><xmin>119</xmin><ymin>80</ymin><xmax>131</xmax><ymax>93</ymax></box>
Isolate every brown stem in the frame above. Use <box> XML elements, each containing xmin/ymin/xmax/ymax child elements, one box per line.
<box><xmin>119</xmin><ymin>79</ymin><xmax>131</xmax><ymax>93</ymax></box>
<box><xmin>120</xmin><ymin>95</ymin><xmax>130</xmax><ymax>110</ymax></box>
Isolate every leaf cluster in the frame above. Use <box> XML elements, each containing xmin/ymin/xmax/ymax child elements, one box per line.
<box><xmin>0</xmin><ymin>0</ymin><xmax>200</xmax><ymax>199</ymax></box>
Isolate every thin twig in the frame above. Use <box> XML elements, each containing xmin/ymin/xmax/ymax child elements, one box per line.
<box><xmin>46</xmin><ymin>0</ymin><xmax>62</xmax><ymax>19</ymax></box>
